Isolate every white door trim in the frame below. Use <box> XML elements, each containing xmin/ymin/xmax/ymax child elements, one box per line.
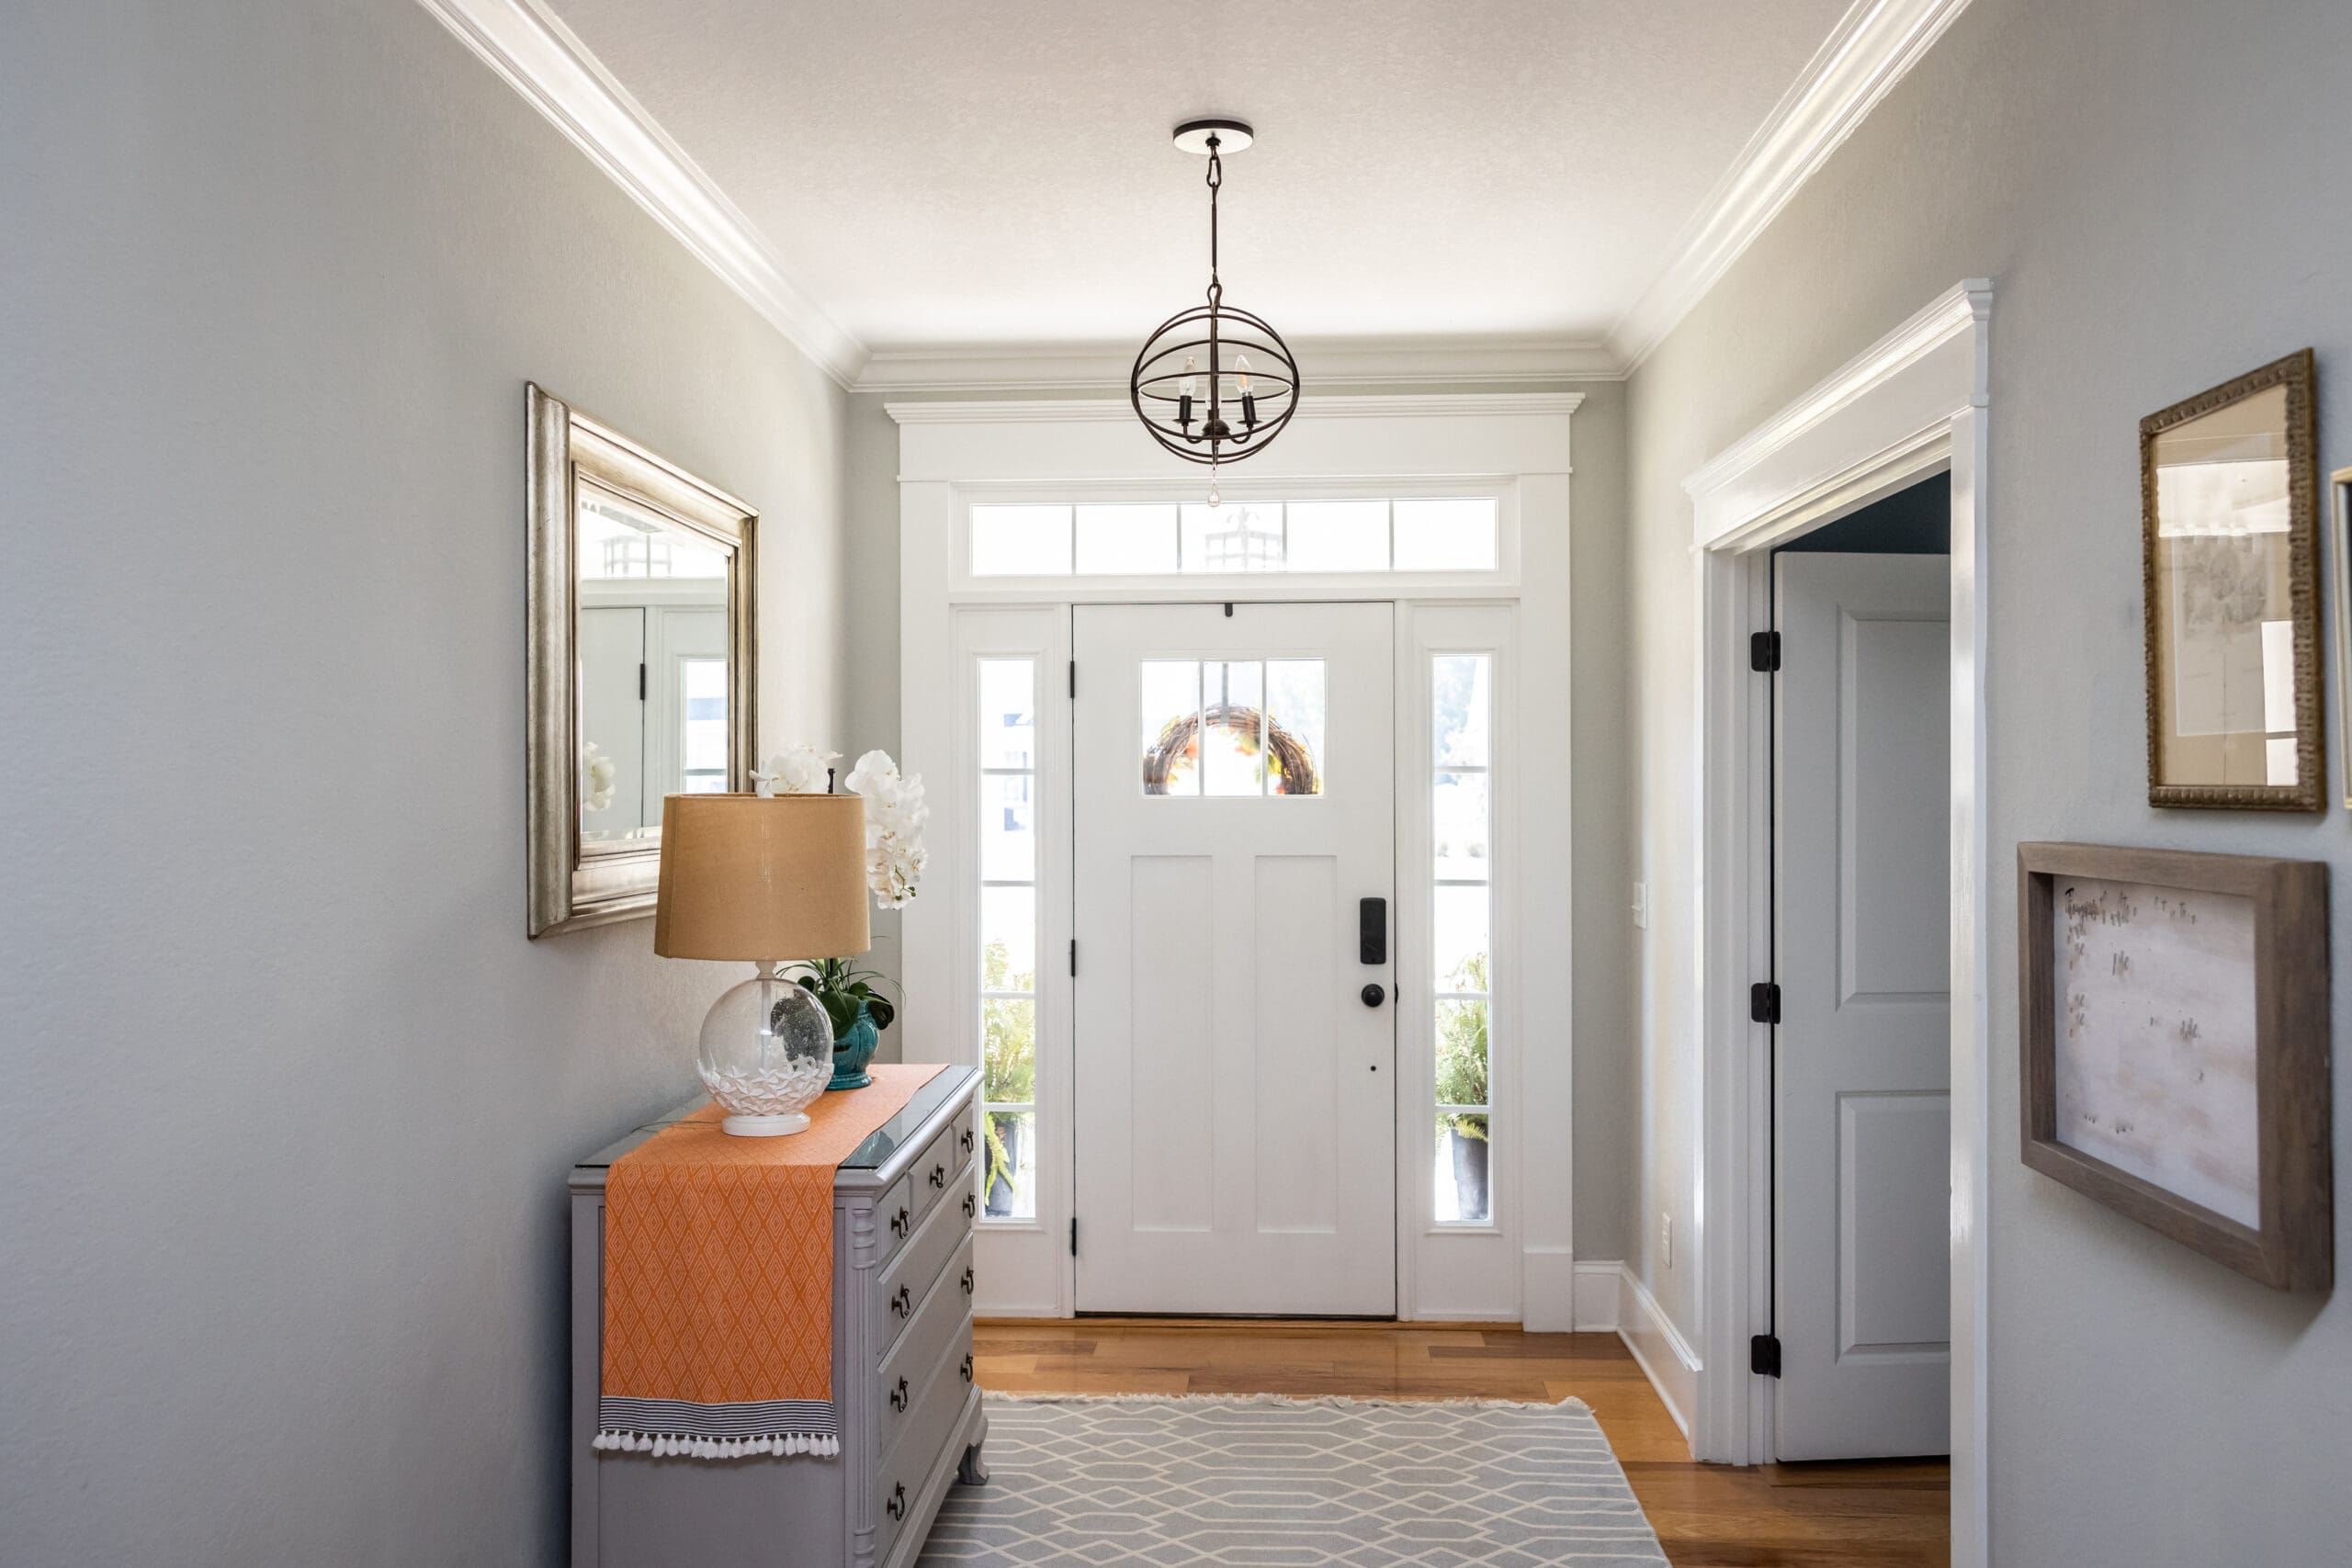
<box><xmin>893</xmin><ymin>396</ymin><xmax>1577</xmax><ymax>1329</ymax></box>
<box><xmin>1681</xmin><ymin>282</ymin><xmax>1991</xmax><ymax>1566</ymax></box>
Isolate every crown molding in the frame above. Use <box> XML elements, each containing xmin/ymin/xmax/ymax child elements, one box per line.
<box><xmin>1607</xmin><ymin>0</ymin><xmax>1974</xmax><ymax>374</ymax></box>
<box><xmin>885</xmin><ymin>392</ymin><xmax>1586</xmax><ymax>426</ymax></box>
<box><xmin>416</xmin><ymin>0</ymin><xmax>868</xmax><ymax>387</ymax></box>
<box><xmin>854</xmin><ymin>336</ymin><xmax>1623</xmax><ymax>394</ymax></box>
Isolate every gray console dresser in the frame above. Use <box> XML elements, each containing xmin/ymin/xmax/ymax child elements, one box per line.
<box><xmin>569</xmin><ymin>1066</ymin><xmax>986</xmax><ymax>1568</ymax></box>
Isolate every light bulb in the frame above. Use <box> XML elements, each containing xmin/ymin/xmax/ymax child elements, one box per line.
<box><xmin>1235</xmin><ymin>354</ymin><xmax>1252</xmax><ymax>393</ymax></box>
<box><xmin>1178</xmin><ymin>356</ymin><xmax>1197</xmax><ymax>400</ymax></box>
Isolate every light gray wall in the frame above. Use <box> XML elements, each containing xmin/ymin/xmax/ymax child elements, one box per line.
<box><xmin>1623</xmin><ymin>0</ymin><xmax>2352</xmax><ymax>1557</ymax></box>
<box><xmin>0</xmin><ymin>3</ymin><xmax>849</xmax><ymax>1565</ymax></box>
<box><xmin>844</xmin><ymin>382</ymin><xmax>1637</xmax><ymax>1258</ymax></box>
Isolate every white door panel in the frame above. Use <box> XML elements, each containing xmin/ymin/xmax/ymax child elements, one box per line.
<box><xmin>1073</xmin><ymin>602</ymin><xmax>1396</xmax><ymax>1316</ymax></box>
<box><xmin>1776</xmin><ymin>552</ymin><xmax>1951</xmax><ymax>1461</ymax></box>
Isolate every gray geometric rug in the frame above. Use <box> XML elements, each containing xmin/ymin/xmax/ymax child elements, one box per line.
<box><xmin>919</xmin><ymin>1393</ymin><xmax>1668</xmax><ymax>1566</ymax></box>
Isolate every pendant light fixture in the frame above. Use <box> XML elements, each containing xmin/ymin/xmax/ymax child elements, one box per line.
<box><xmin>1129</xmin><ymin>118</ymin><xmax>1300</xmax><ymax>503</ymax></box>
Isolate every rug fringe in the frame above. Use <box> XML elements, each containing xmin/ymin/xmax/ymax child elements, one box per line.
<box><xmin>986</xmin><ymin>1390</ymin><xmax>1592</xmax><ymax>1415</ymax></box>
<box><xmin>591</xmin><ymin>1430</ymin><xmax>841</xmax><ymax>1459</ymax></box>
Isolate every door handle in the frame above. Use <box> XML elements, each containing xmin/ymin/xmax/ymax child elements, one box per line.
<box><xmin>1361</xmin><ymin>983</ymin><xmax>1385</xmax><ymax>1008</ymax></box>
<box><xmin>1359</xmin><ymin>897</ymin><xmax>1388</xmax><ymax>965</ymax></box>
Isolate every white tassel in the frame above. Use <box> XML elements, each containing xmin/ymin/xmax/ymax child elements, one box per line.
<box><xmin>594</xmin><ymin>1427</ymin><xmax>842</xmax><ymax>1461</ymax></box>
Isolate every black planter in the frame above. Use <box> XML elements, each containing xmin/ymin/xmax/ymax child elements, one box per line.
<box><xmin>985</xmin><ymin>1116</ymin><xmax>1024</xmax><ymax>1218</ymax></box>
<box><xmin>1449</xmin><ymin>1127</ymin><xmax>1491</xmax><ymax>1221</ymax></box>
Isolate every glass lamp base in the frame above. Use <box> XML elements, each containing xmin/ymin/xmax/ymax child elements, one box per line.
<box><xmin>721</xmin><ymin>1111</ymin><xmax>811</xmax><ymax>1137</ymax></box>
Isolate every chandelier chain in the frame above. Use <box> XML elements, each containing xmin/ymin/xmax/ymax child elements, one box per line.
<box><xmin>1204</xmin><ymin>136</ymin><xmax>1223</xmax><ymax>306</ymax></box>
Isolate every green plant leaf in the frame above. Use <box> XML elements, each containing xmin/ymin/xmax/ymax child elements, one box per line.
<box><xmin>867</xmin><ymin>997</ymin><xmax>895</xmax><ymax>1031</ymax></box>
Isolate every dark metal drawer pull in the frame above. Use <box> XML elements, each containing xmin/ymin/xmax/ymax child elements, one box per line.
<box><xmin>928</xmin><ymin>1163</ymin><xmax>946</xmax><ymax>1190</ymax></box>
<box><xmin>960</xmin><ymin>1266</ymin><xmax>975</xmax><ymax>1296</ymax></box>
<box><xmin>962</xmin><ymin>1192</ymin><xmax>977</xmax><ymax>1221</ymax></box>
<box><xmin>959</xmin><ymin>1126</ymin><xmax>974</xmax><ymax>1155</ymax></box>
<box><xmin>888</xmin><ymin>1206</ymin><xmax>910</xmax><ymax>1238</ymax></box>
<box><xmin>889</xmin><ymin>1285</ymin><xmax>912</xmax><ymax>1319</ymax></box>
<box><xmin>960</xmin><ymin>1353</ymin><xmax>974</xmax><ymax>1383</ymax></box>
<box><xmin>888</xmin><ymin>1376</ymin><xmax>909</xmax><ymax>1413</ymax></box>
<box><xmin>885</xmin><ymin>1483</ymin><xmax>907</xmax><ymax>1521</ymax></box>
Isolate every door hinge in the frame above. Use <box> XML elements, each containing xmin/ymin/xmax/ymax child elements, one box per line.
<box><xmin>1068</xmin><ymin>660</ymin><xmax>1077</xmax><ymax>699</ymax></box>
<box><xmin>1749</xmin><ymin>981</ymin><xmax>1781</xmax><ymax>1025</ymax></box>
<box><xmin>1069</xmin><ymin>940</ymin><xmax>1077</xmax><ymax>976</ymax></box>
<box><xmin>1749</xmin><ymin>630</ymin><xmax>1781</xmax><ymax>672</ymax></box>
<box><xmin>1069</xmin><ymin>1217</ymin><xmax>1078</xmax><ymax>1257</ymax></box>
<box><xmin>1750</xmin><ymin>1333</ymin><xmax>1781</xmax><ymax>1378</ymax></box>
<box><xmin>638</xmin><ymin>661</ymin><xmax>647</xmax><ymax>701</ymax></box>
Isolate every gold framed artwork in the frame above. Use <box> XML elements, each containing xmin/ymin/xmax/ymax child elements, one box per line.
<box><xmin>2140</xmin><ymin>348</ymin><xmax>2322</xmax><ymax>810</ymax></box>
<box><xmin>2018</xmin><ymin>841</ymin><xmax>2332</xmax><ymax>1292</ymax></box>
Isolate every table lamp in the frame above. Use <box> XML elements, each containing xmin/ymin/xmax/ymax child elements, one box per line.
<box><xmin>654</xmin><ymin>793</ymin><xmax>873</xmax><ymax>1135</ymax></box>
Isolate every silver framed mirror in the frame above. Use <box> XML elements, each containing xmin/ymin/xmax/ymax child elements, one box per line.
<box><xmin>527</xmin><ymin>384</ymin><xmax>757</xmax><ymax>936</ymax></box>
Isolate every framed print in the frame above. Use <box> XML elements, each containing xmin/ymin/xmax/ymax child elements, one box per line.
<box><xmin>2018</xmin><ymin>841</ymin><xmax>2330</xmax><ymax>1290</ymax></box>
<box><xmin>2141</xmin><ymin>349</ymin><xmax>2322</xmax><ymax>810</ymax></box>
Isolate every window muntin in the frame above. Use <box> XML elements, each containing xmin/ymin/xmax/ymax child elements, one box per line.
<box><xmin>978</xmin><ymin>658</ymin><xmax>1039</xmax><ymax>1221</ymax></box>
<box><xmin>970</xmin><ymin>497</ymin><xmax>1498</xmax><ymax>577</ymax></box>
<box><xmin>1432</xmin><ymin>652</ymin><xmax>1494</xmax><ymax>1224</ymax></box>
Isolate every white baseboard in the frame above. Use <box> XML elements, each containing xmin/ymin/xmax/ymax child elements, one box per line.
<box><xmin>1614</xmin><ymin>1265</ymin><xmax>1701</xmax><ymax>1442</ymax></box>
<box><xmin>1522</xmin><ymin>1247</ymin><xmax>1577</xmax><ymax>1332</ymax></box>
<box><xmin>1572</xmin><ymin>1261</ymin><xmax>1624</xmax><ymax>1330</ymax></box>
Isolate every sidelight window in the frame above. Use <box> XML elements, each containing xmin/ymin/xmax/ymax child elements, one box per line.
<box><xmin>978</xmin><ymin>658</ymin><xmax>1039</xmax><ymax>1220</ymax></box>
<box><xmin>1431</xmin><ymin>653</ymin><xmax>1494</xmax><ymax>1224</ymax></box>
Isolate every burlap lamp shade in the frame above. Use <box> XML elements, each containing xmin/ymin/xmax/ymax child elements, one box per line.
<box><xmin>654</xmin><ymin>794</ymin><xmax>872</xmax><ymax>962</ymax></box>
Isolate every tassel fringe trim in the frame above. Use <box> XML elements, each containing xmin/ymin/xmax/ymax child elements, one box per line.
<box><xmin>593</xmin><ymin>1430</ymin><xmax>841</xmax><ymax>1459</ymax></box>
<box><xmin>988</xmin><ymin>1390</ymin><xmax>1594</xmax><ymax>1415</ymax></box>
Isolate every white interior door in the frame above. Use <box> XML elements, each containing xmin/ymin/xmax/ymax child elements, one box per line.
<box><xmin>1073</xmin><ymin>602</ymin><xmax>1396</xmax><ymax>1315</ymax></box>
<box><xmin>1774</xmin><ymin>551</ymin><xmax>1951</xmax><ymax>1461</ymax></box>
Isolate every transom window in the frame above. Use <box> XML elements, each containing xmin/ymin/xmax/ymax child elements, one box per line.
<box><xmin>971</xmin><ymin>497</ymin><xmax>1498</xmax><ymax>577</ymax></box>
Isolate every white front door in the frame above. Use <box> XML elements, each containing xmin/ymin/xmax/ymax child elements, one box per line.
<box><xmin>1774</xmin><ymin>551</ymin><xmax>1951</xmax><ymax>1460</ymax></box>
<box><xmin>1072</xmin><ymin>602</ymin><xmax>1396</xmax><ymax>1315</ymax></box>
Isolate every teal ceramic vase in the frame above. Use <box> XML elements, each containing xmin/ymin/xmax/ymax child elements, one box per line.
<box><xmin>828</xmin><ymin>998</ymin><xmax>879</xmax><ymax>1091</ymax></box>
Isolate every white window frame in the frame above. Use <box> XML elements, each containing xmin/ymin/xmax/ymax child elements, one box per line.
<box><xmin>895</xmin><ymin>393</ymin><xmax>1577</xmax><ymax>1325</ymax></box>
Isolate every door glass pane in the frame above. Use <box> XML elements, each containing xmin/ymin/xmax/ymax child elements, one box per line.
<box><xmin>1266</xmin><ymin>660</ymin><xmax>1326</xmax><ymax>795</ymax></box>
<box><xmin>1285</xmin><ymin>500</ymin><xmax>1389</xmax><ymax>572</ymax></box>
<box><xmin>1434</xmin><ymin>1111</ymin><xmax>1492</xmax><ymax>1224</ymax></box>
<box><xmin>1076</xmin><ymin>504</ymin><xmax>1180</xmax><ymax>575</ymax></box>
<box><xmin>982</xmin><ymin>998</ymin><xmax>1035</xmax><ymax>1100</ymax></box>
<box><xmin>971</xmin><ymin>505</ymin><xmax>1072</xmax><ymax>575</ymax></box>
<box><xmin>1433</xmin><ymin>773</ymin><xmax>1490</xmax><ymax>878</ymax></box>
<box><xmin>979</xmin><ymin>884</ymin><xmax>1037</xmax><ymax>989</ymax></box>
<box><xmin>983</xmin><ymin>1109</ymin><xmax>1038</xmax><ymax>1220</ymax></box>
<box><xmin>978</xmin><ymin>660</ymin><xmax>1035</xmax><ymax>769</ymax></box>
<box><xmin>1141</xmin><ymin>660</ymin><xmax>1203</xmax><ymax>795</ymax></box>
<box><xmin>1434</xmin><ymin>886</ymin><xmax>1491</xmax><ymax>992</ymax></box>
<box><xmin>979</xmin><ymin>773</ymin><xmax>1035</xmax><ymax>882</ymax></box>
<box><xmin>1395</xmin><ymin>498</ymin><xmax>1498</xmax><ymax>570</ymax></box>
<box><xmin>1432</xmin><ymin>655</ymin><xmax>1491</xmax><ymax>765</ymax></box>
<box><xmin>1182</xmin><ymin>502</ymin><xmax>1283</xmax><ymax>572</ymax></box>
<box><xmin>1202</xmin><ymin>660</ymin><xmax>1265</xmax><ymax>796</ymax></box>
<box><xmin>680</xmin><ymin>658</ymin><xmax>729</xmax><ymax>793</ymax></box>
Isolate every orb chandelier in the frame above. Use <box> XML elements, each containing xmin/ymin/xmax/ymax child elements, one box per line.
<box><xmin>1129</xmin><ymin>119</ymin><xmax>1300</xmax><ymax>503</ymax></box>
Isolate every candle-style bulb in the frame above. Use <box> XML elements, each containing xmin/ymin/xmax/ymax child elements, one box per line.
<box><xmin>1235</xmin><ymin>354</ymin><xmax>1252</xmax><ymax>393</ymax></box>
<box><xmin>1178</xmin><ymin>355</ymin><xmax>1197</xmax><ymax>400</ymax></box>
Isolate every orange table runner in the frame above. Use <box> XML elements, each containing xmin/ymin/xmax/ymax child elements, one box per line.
<box><xmin>594</xmin><ymin>1063</ymin><xmax>946</xmax><ymax>1459</ymax></box>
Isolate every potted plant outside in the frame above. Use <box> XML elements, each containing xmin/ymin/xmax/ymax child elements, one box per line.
<box><xmin>1435</xmin><ymin>954</ymin><xmax>1491</xmax><ymax>1220</ymax></box>
<box><xmin>981</xmin><ymin>936</ymin><xmax>1036</xmax><ymax>1216</ymax></box>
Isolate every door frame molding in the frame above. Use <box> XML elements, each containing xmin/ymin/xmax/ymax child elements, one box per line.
<box><xmin>1682</xmin><ymin>282</ymin><xmax>1991</xmax><ymax>1564</ymax></box>
<box><xmin>892</xmin><ymin>395</ymin><xmax>1579</xmax><ymax>1328</ymax></box>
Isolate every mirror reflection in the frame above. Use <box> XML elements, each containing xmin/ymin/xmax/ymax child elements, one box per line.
<box><xmin>2147</xmin><ymin>383</ymin><xmax>2299</xmax><ymax>791</ymax></box>
<box><xmin>576</xmin><ymin>484</ymin><xmax>732</xmax><ymax>847</ymax></box>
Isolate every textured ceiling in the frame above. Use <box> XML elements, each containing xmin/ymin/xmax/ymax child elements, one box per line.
<box><xmin>545</xmin><ymin>0</ymin><xmax>1853</xmax><ymax>348</ymax></box>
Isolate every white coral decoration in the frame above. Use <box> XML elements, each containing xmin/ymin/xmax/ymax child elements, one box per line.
<box><xmin>844</xmin><ymin>750</ymin><xmax>929</xmax><ymax>908</ymax></box>
<box><xmin>764</xmin><ymin>744</ymin><xmax>842</xmax><ymax>795</ymax></box>
<box><xmin>582</xmin><ymin>740</ymin><xmax>617</xmax><ymax>812</ymax></box>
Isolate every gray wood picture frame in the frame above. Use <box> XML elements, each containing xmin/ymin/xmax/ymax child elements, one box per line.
<box><xmin>2140</xmin><ymin>349</ymin><xmax>2323</xmax><ymax>811</ymax></box>
<box><xmin>2018</xmin><ymin>841</ymin><xmax>2331</xmax><ymax>1291</ymax></box>
<box><xmin>526</xmin><ymin>384</ymin><xmax>758</xmax><ymax>937</ymax></box>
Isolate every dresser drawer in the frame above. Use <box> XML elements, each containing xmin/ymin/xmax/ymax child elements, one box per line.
<box><xmin>877</xmin><ymin>1171</ymin><xmax>969</xmax><ymax>1342</ymax></box>
<box><xmin>872</xmin><ymin>1173</ymin><xmax>916</xmax><ymax>1271</ymax></box>
<box><xmin>874</xmin><ymin>1320</ymin><xmax>978</xmax><ymax>1566</ymax></box>
<box><xmin>876</xmin><ymin>1304</ymin><xmax>976</xmax><ymax>1470</ymax></box>
<box><xmin>878</xmin><ymin>1230</ymin><xmax>973</xmax><ymax>1392</ymax></box>
<box><xmin>904</xmin><ymin>1102</ymin><xmax>978</xmax><ymax>1229</ymax></box>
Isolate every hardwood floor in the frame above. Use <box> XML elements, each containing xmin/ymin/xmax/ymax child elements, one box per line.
<box><xmin>973</xmin><ymin>1318</ymin><xmax>1949</xmax><ymax>1567</ymax></box>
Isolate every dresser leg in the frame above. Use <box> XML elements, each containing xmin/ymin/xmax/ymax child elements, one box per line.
<box><xmin>956</xmin><ymin>1441</ymin><xmax>989</xmax><ymax>1486</ymax></box>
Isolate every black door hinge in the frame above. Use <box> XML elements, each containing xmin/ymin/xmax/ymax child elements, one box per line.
<box><xmin>1069</xmin><ymin>1218</ymin><xmax>1078</xmax><ymax>1258</ymax></box>
<box><xmin>1068</xmin><ymin>660</ymin><xmax>1077</xmax><ymax>699</ymax></box>
<box><xmin>1749</xmin><ymin>982</ymin><xmax>1781</xmax><ymax>1025</ymax></box>
<box><xmin>1069</xmin><ymin>940</ymin><xmax>1077</xmax><ymax>977</ymax></box>
<box><xmin>638</xmin><ymin>661</ymin><xmax>647</xmax><ymax>701</ymax></box>
<box><xmin>1750</xmin><ymin>1333</ymin><xmax>1781</xmax><ymax>1377</ymax></box>
<box><xmin>1749</xmin><ymin>630</ymin><xmax>1781</xmax><ymax>672</ymax></box>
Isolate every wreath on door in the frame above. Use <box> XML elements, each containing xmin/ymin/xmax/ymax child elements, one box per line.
<box><xmin>1144</xmin><ymin>705</ymin><xmax>1321</xmax><ymax>795</ymax></box>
